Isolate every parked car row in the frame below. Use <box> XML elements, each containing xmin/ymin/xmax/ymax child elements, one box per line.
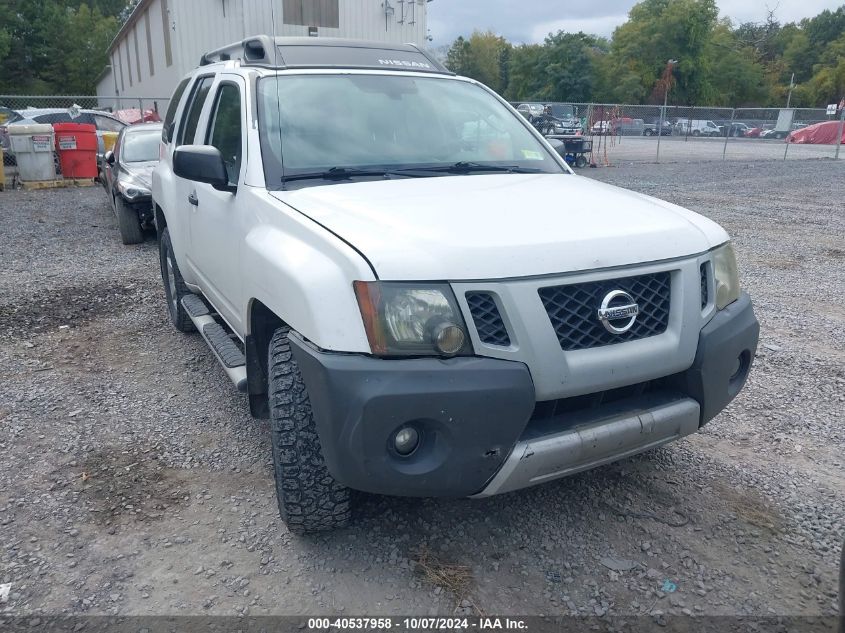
<box><xmin>586</xmin><ymin>116</ymin><xmax>816</xmax><ymax>140</ymax></box>
<box><xmin>510</xmin><ymin>101</ymin><xmax>833</xmax><ymax>142</ymax></box>
<box><xmin>591</xmin><ymin>118</ymin><xmax>672</xmax><ymax>136</ymax></box>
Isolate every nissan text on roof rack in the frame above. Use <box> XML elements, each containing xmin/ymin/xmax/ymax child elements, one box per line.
<box><xmin>152</xmin><ymin>36</ymin><xmax>760</xmax><ymax>533</ymax></box>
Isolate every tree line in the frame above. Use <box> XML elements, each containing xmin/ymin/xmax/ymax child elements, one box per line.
<box><xmin>1</xmin><ymin>0</ymin><xmax>842</xmax><ymax>106</ymax></box>
<box><xmin>444</xmin><ymin>0</ymin><xmax>845</xmax><ymax>108</ymax></box>
<box><xmin>0</xmin><ymin>0</ymin><xmax>136</xmax><ymax>95</ymax></box>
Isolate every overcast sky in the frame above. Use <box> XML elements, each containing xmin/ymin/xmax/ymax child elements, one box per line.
<box><xmin>427</xmin><ymin>0</ymin><xmax>845</xmax><ymax>47</ymax></box>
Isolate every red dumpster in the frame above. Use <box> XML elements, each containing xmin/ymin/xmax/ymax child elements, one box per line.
<box><xmin>53</xmin><ymin>122</ymin><xmax>98</xmax><ymax>179</ymax></box>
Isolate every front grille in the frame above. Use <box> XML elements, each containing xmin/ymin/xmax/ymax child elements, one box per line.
<box><xmin>539</xmin><ymin>271</ymin><xmax>671</xmax><ymax>351</ymax></box>
<box><xmin>465</xmin><ymin>292</ymin><xmax>510</xmax><ymax>346</ymax></box>
<box><xmin>700</xmin><ymin>263</ymin><xmax>708</xmax><ymax>308</ymax></box>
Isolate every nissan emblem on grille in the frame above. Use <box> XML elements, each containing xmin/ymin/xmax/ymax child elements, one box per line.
<box><xmin>597</xmin><ymin>290</ymin><xmax>639</xmax><ymax>334</ymax></box>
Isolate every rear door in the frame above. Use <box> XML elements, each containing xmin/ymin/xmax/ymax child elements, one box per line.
<box><xmin>170</xmin><ymin>73</ymin><xmax>215</xmax><ymax>281</ymax></box>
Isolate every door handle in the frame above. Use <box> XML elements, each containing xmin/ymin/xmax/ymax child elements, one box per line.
<box><xmin>188</xmin><ymin>192</ymin><xmax>198</xmax><ymax>206</ymax></box>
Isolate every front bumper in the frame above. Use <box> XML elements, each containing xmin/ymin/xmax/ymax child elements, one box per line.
<box><xmin>122</xmin><ymin>195</ymin><xmax>154</xmax><ymax>223</ymax></box>
<box><xmin>290</xmin><ymin>292</ymin><xmax>758</xmax><ymax>498</ymax></box>
<box><xmin>290</xmin><ymin>334</ymin><xmax>535</xmax><ymax>497</ymax></box>
<box><xmin>474</xmin><ymin>396</ymin><xmax>701</xmax><ymax>497</ymax></box>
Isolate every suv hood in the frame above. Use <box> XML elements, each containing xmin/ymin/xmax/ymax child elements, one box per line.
<box><xmin>270</xmin><ymin>174</ymin><xmax>728</xmax><ymax>280</ymax></box>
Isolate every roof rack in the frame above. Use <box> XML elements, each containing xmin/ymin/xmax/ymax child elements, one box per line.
<box><xmin>200</xmin><ymin>35</ymin><xmax>275</xmax><ymax>66</ymax></box>
<box><xmin>198</xmin><ymin>36</ymin><xmax>452</xmax><ymax>75</ymax></box>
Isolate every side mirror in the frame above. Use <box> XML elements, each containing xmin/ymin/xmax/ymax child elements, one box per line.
<box><xmin>173</xmin><ymin>145</ymin><xmax>233</xmax><ymax>191</ymax></box>
<box><xmin>104</xmin><ymin>151</ymin><xmax>115</xmax><ymax>165</ymax></box>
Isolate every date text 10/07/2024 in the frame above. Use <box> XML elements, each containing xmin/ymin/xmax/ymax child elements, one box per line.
<box><xmin>307</xmin><ymin>617</ymin><xmax>529</xmax><ymax>630</ymax></box>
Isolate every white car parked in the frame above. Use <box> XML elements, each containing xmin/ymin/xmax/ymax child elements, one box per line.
<box><xmin>153</xmin><ymin>37</ymin><xmax>759</xmax><ymax>533</ymax></box>
<box><xmin>675</xmin><ymin>118</ymin><xmax>721</xmax><ymax>137</ymax></box>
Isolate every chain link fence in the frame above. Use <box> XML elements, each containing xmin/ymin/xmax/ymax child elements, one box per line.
<box><xmin>0</xmin><ymin>94</ymin><xmax>171</xmax><ymax>119</ymax></box>
<box><xmin>513</xmin><ymin>101</ymin><xmax>845</xmax><ymax>166</ymax></box>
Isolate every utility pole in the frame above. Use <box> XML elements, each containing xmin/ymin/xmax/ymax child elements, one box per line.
<box><xmin>786</xmin><ymin>73</ymin><xmax>795</xmax><ymax>108</ymax></box>
<box><xmin>656</xmin><ymin>59</ymin><xmax>678</xmax><ymax>163</ymax></box>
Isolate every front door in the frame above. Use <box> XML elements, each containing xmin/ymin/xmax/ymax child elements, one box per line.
<box><xmin>187</xmin><ymin>76</ymin><xmax>247</xmax><ymax>332</ymax></box>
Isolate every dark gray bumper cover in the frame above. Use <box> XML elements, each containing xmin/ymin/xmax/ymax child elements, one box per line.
<box><xmin>676</xmin><ymin>292</ymin><xmax>760</xmax><ymax>424</ymax></box>
<box><xmin>288</xmin><ymin>334</ymin><xmax>536</xmax><ymax>497</ymax></box>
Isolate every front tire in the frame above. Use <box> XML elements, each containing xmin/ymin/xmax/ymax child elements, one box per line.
<box><xmin>115</xmin><ymin>197</ymin><xmax>144</xmax><ymax>245</ymax></box>
<box><xmin>158</xmin><ymin>227</ymin><xmax>194</xmax><ymax>332</ymax></box>
<box><xmin>268</xmin><ymin>328</ymin><xmax>351</xmax><ymax>534</ymax></box>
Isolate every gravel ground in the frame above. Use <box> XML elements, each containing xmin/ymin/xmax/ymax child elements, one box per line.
<box><xmin>0</xmin><ymin>162</ymin><xmax>843</xmax><ymax>621</ymax></box>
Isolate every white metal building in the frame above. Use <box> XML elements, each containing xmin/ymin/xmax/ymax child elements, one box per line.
<box><xmin>96</xmin><ymin>0</ymin><xmax>431</xmax><ymax>110</ymax></box>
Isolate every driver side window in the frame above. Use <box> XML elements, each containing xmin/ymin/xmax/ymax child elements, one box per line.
<box><xmin>206</xmin><ymin>83</ymin><xmax>242</xmax><ymax>186</ymax></box>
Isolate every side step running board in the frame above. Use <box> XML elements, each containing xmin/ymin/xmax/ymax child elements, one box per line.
<box><xmin>181</xmin><ymin>295</ymin><xmax>247</xmax><ymax>392</ymax></box>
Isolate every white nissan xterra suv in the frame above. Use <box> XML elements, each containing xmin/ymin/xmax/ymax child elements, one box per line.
<box><xmin>153</xmin><ymin>37</ymin><xmax>759</xmax><ymax>533</ymax></box>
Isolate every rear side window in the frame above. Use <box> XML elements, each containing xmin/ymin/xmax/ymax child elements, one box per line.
<box><xmin>35</xmin><ymin>112</ymin><xmax>94</xmax><ymax>125</ymax></box>
<box><xmin>34</xmin><ymin>113</ymin><xmax>71</xmax><ymax>124</ymax></box>
<box><xmin>205</xmin><ymin>83</ymin><xmax>243</xmax><ymax>185</ymax></box>
<box><xmin>93</xmin><ymin>114</ymin><xmax>125</xmax><ymax>133</ymax></box>
<box><xmin>162</xmin><ymin>78</ymin><xmax>189</xmax><ymax>143</ymax></box>
<box><xmin>177</xmin><ymin>75</ymin><xmax>214</xmax><ymax>146</ymax></box>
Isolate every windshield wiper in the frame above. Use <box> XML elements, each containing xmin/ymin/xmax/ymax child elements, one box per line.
<box><xmin>282</xmin><ymin>166</ymin><xmax>425</xmax><ymax>184</ymax></box>
<box><xmin>281</xmin><ymin>162</ymin><xmax>548</xmax><ymax>186</ymax></box>
<box><xmin>400</xmin><ymin>161</ymin><xmax>545</xmax><ymax>175</ymax></box>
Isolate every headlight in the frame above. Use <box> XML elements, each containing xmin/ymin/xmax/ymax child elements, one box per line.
<box><xmin>117</xmin><ymin>178</ymin><xmax>151</xmax><ymax>199</ymax></box>
<box><xmin>353</xmin><ymin>282</ymin><xmax>472</xmax><ymax>357</ymax></box>
<box><xmin>713</xmin><ymin>242</ymin><xmax>741</xmax><ymax>309</ymax></box>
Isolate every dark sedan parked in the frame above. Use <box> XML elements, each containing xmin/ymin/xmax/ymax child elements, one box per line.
<box><xmin>643</xmin><ymin>119</ymin><xmax>673</xmax><ymax>136</ymax></box>
<box><xmin>102</xmin><ymin>122</ymin><xmax>162</xmax><ymax>244</ymax></box>
<box><xmin>714</xmin><ymin>121</ymin><xmax>751</xmax><ymax>137</ymax></box>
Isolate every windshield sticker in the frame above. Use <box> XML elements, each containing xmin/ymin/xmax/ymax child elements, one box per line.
<box><xmin>521</xmin><ymin>149</ymin><xmax>543</xmax><ymax>160</ymax></box>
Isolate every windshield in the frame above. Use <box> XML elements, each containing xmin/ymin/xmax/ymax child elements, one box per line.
<box><xmin>257</xmin><ymin>74</ymin><xmax>564</xmax><ymax>186</ymax></box>
<box><xmin>550</xmin><ymin>104</ymin><xmax>574</xmax><ymax>119</ymax></box>
<box><xmin>122</xmin><ymin>130</ymin><xmax>160</xmax><ymax>162</ymax></box>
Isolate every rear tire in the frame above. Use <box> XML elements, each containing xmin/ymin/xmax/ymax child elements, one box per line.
<box><xmin>115</xmin><ymin>197</ymin><xmax>144</xmax><ymax>245</ymax></box>
<box><xmin>158</xmin><ymin>227</ymin><xmax>195</xmax><ymax>332</ymax></box>
<box><xmin>575</xmin><ymin>155</ymin><xmax>587</xmax><ymax>168</ymax></box>
<box><xmin>268</xmin><ymin>328</ymin><xmax>351</xmax><ymax>534</ymax></box>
